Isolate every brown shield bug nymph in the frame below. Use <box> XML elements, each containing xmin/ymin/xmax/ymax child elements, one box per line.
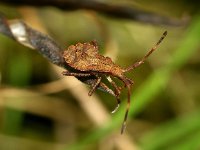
<box><xmin>62</xmin><ymin>31</ymin><xmax>167</xmax><ymax>134</ymax></box>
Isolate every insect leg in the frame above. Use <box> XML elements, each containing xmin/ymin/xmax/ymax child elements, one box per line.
<box><xmin>82</xmin><ymin>78</ymin><xmax>116</xmax><ymax>97</ymax></box>
<box><xmin>106</xmin><ymin>76</ymin><xmax>122</xmax><ymax>113</ymax></box>
<box><xmin>124</xmin><ymin>31</ymin><xmax>167</xmax><ymax>72</ymax></box>
<box><xmin>121</xmin><ymin>81</ymin><xmax>131</xmax><ymax>134</ymax></box>
<box><xmin>88</xmin><ymin>76</ymin><xmax>102</xmax><ymax>96</ymax></box>
<box><xmin>62</xmin><ymin>70</ymin><xmax>92</xmax><ymax>77</ymax></box>
<box><xmin>98</xmin><ymin>82</ymin><xmax>116</xmax><ymax>97</ymax></box>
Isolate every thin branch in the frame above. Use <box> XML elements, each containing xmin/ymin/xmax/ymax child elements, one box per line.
<box><xmin>0</xmin><ymin>14</ymin><xmax>116</xmax><ymax>96</ymax></box>
<box><xmin>0</xmin><ymin>0</ymin><xmax>185</xmax><ymax>26</ymax></box>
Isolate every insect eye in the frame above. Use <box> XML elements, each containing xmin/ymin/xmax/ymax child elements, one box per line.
<box><xmin>75</xmin><ymin>49</ymin><xmax>79</xmax><ymax>53</ymax></box>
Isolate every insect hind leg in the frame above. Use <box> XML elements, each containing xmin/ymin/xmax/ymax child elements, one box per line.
<box><xmin>120</xmin><ymin>78</ymin><xmax>132</xmax><ymax>134</ymax></box>
<box><xmin>106</xmin><ymin>76</ymin><xmax>122</xmax><ymax>113</ymax></box>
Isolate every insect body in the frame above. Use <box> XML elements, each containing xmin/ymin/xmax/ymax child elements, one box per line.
<box><xmin>62</xmin><ymin>31</ymin><xmax>167</xmax><ymax>134</ymax></box>
<box><xmin>63</xmin><ymin>41</ymin><xmax>123</xmax><ymax>75</ymax></box>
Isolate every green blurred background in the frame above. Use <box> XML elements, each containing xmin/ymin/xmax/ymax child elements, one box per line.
<box><xmin>0</xmin><ymin>1</ymin><xmax>200</xmax><ymax>150</ymax></box>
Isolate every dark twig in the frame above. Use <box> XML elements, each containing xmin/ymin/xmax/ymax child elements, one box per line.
<box><xmin>0</xmin><ymin>0</ymin><xmax>185</xmax><ymax>26</ymax></box>
<box><xmin>0</xmin><ymin>14</ymin><xmax>116</xmax><ymax>96</ymax></box>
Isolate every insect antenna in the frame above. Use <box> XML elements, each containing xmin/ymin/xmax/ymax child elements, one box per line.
<box><xmin>124</xmin><ymin>31</ymin><xmax>167</xmax><ymax>72</ymax></box>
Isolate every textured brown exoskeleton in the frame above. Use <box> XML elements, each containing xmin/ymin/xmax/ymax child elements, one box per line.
<box><xmin>62</xmin><ymin>31</ymin><xmax>167</xmax><ymax>134</ymax></box>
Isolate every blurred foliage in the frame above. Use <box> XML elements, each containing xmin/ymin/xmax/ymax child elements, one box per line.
<box><xmin>0</xmin><ymin>1</ymin><xmax>200</xmax><ymax>150</ymax></box>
